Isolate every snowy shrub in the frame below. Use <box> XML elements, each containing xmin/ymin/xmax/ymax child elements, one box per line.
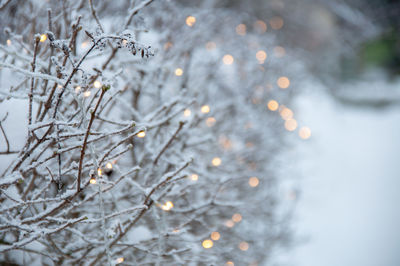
<box><xmin>0</xmin><ymin>1</ymin><xmax>295</xmax><ymax>265</ymax></box>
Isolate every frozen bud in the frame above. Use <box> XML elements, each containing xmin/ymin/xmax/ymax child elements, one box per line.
<box><xmin>46</xmin><ymin>31</ymin><xmax>55</xmax><ymax>42</ymax></box>
<box><xmin>34</xmin><ymin>34</ymin><xmax>41</xmax><ymax>42</ymax></box>
<box><xmin>89</xmin><ymin>108</ymin><xmax>94</xmax><ymax>114</ymax></box>
<box><xmin>127</xmin><ymin>144</ymin><xmax>133</xmax><ymax>149</ymax></box>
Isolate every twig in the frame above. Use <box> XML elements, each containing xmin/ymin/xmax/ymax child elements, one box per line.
<box><xmin>29</xmin><ymin>36</ymin><xmax>40</xmax><ymax>127</ymax></box>
<box><xmin>89</xmin><ymin>0</ymin><xmax>104</xmax><ymax>32</ymax></box>
<box><xmin>124</xmin><ymin>0</ymin><xmax>154</xmax><ymax>29</ymax></box>
<box><xmin>153</xmin><ymin>121</ymin><xmax>185</xmax><ymax>165</ymax></box>
<box><xmin>76</xmin><ymin>88</ymin><xmax>107</xmax><ymax>192</ymax></box>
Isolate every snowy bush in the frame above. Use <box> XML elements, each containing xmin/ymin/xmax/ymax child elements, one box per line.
<box><xmin>0</xmin><ymin>1</ymin><xmax>296</xmax><ymax>265</ymax></box>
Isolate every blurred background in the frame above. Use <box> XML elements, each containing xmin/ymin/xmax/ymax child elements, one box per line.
<box><xmin>185</xmin><ymin>0</ymin><xmax>400</xmax><ymax>265</ymax></box>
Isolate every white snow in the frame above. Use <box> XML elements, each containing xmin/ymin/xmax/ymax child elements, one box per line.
<box><xmin>286</xmin><ymin>83</ymin><xmax>400</xmax><ymax>266</ymax></box>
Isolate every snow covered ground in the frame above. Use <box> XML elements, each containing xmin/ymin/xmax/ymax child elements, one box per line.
<box><xmin>289</xmin><ymin>83</ymin><xmax>400</xmax><ymax>266</ymax></box>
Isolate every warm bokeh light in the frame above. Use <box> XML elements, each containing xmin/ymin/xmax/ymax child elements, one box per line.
<box><xmin>90</xmin><ymin>177</ymin><xmax>97</xmax><ymax>184</ymax></box>
<box><xmin>161</xmin><ymin>201</ymin><xmax>174</xmax><ymax>211</ymax></box>
<box><xmin>239</xmin><ymin>241</ymin><xmax>249</xmax><ymax>251</ymax></box>
<box><xmin>164</xmin><ymin>42</ymin><xmax>173</xmax><ymax>50</ymax></box>
<box><xmin>186</xmin><ymin>16</ymin><xmax>196</xmax><ymax>27</ymax></box>
<box><xmin>267</xmin><ymin>100</ymin><xmax>279</xmax><ymax>111</ymax></box>
<box><xmin>274</xmin><ymin>46</ymin><xmax>286</xmax><ymax>57</ymax></box>
<box><xmin>81</xmin><ymin>41</ymin><xmax>89</xmax><ymax>49</ymax></box>
<box><xmin>116</xmin><ymin>257</ymin><xmax>124</xmax><ymax>264</ymax></box>
<box><xmin>40</xmin><ymin>34</ymin><xmax>47</xmax><ymax>42</ymax></box>
<box><xmin>93</xmin><ymin>80</ymin><xmax>102</xmax><ymax>89</ymax></box>
<box><xmin>219</xmin><ymin>136</ymin><xmax>233</xmax><ymax>150</ymax></box>
<box><xmin>226</xmin><ymin>261</ymin><xmax>234</xmax><ymax>266</ymax></box>
<box><xmin>212</xmin><ymin>157</ymin><xmax>221</xmax><ymax>166</ymax></box>
<box><xmin>206</xmin><ymin>117</ymin><xmax>216</xmax><ymax>127</ymax></box>
<box><xmin>83</xmin><ymin>90</ymin><xmax>91</xmax><ymax>98</ymax></box>
<box><xmin>277</xmin><ymin>76</ymin><xmax>290</xmax><ymax>89</ymax></box>
<box><xmin>285</xmin><ymin>118</ymin><xmax>298</xmax><ymax>131</ymax></box>
<box><xmin>105</xmin><ymin>162</ymin><xmax>113</xmax><ymax>170</ymax></box>
<box><xmin>280</xmin><ymin>107</ymin><xmax>293</xmax><ymax>120</ymax></box>
<box><xmin>201</xmin><ymin>105</ymin><xmax>210</xmax><ymax>113</ymax></box>
<box><xmin>299</xmin><ymin>126</ymin><xmax>311</xmax><ymax>139</ymax></box>
<box><xmin>175</xmin><ymin>68</ymin><xmax>183</xmax><ymax>76</ymax></box>
<box><xmin>183</xmin><ymin>109</ymin><xmax>191</xmax><ymax>117</ymax></box>
<box><xmin>269</xmin><ymin>16</ymin><xmax>284</xmax><ymax>30</ymax></box>
<box><xmin>6</xmin><ymin>39</ymin><xmax>11</xmax><ymax>46</ymax></box>
<box><xmin>211</xmin><ymin>231</ymin><xmax>220</xmax><ymax>241</ymax></box>
<box><xmin>249</xmin><ymin>176</ymin><xmax>259</xmax><ymax>187</ymax></box>
<box><xmin>256</xmin><ymin>50</ymin><xmax>267</xmax><ymax>63</ymax></box>
<box><xmin>254</xmin><ymin>20</ymin><xmax>267</xmax><ymax>33</ymax></box>
<box><xmin>191</xmin><ymin>174</ymin><xmax>199</xmax><ymax>181</ymax></box>
<box><xmin>206</xmin><ymin>41</ymin><xmax>216</xmax><ymax>50</ymax></box>
<box><xmin>236</xmin><ymin>24</ymin><xmax>246</xmax><ymax>36</ymax></box>
<box><xmin>97</xmin><ymin>168</ymin><xmax>102</xmax><ymax>177</ymax></box>
<box><xmin>225</xmin><ymin>220</ymin><xmax>235</xmax><ymax>228</ymax></box>
<box><xmin>223</xmin><ymin>54</ymin><xmax>234</xmax><ymax>65</ymax></box>
<box><xmin>202</xmin><ymin>239</ymin><xmax>213</xmax><ymax>249</ymax></box>
<box><xmin>232</xmin><ymin>213</ymin><xmax>242</xmax><ymax>223</ymax></box>
<box><xmin>137</xmin><ymin>131</ymin><xmax>146</xmax><ymax>138</ymax></box>
<box><xmin>75</xmin><ymin>86</ymin><xmax>81</xmax><ymax>94</ymax></box>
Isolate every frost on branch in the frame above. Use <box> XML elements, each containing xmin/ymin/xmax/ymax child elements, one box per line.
<box><xmin>0</xmin><ymin>1</ymin><xmax>295</xmax><ymax>265</ymax></box>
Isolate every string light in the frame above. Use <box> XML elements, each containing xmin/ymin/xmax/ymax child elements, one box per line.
<box><xmin>190</xmin><ymin>174</ymin><xmax>199</xmax><ymax>181</ymax></box>
<box><xmin>269</xmin><ymin>16</ymin><xmax>284</xmax><ymax>30</ymax></box>
<box><xmin>164</xmin><ymin>42</ymin><xmax>173</xmax><ymax>50</ymax></box>
<box><xmin>137</xmin><ymin>131</ymin><xmax>146</xmax><ymax>138</ymax></box>
<box><xmin>183</xmin><ymin>109</ymin><xmax>191</xmax><ymax>117</ymax></box>
<box><xmin>248</xmin><ymin>177</ymin><xmax>259</xmax><ymax>187</ymax></box>
<box><xmin>97</xmin><ymin>168</ymin><xmax>102</xmax><ymax>177</ymax></box>
<box><xmin>202</xmin><ymin>239</ymin><xmax>213</xmax><ymax>249</ymax></box>
<box><xmin>161</xmin><ymin>201</ymin><xmax>174</xmax><ymax>211</ymax></box>
<box><xmin>226</xmin><ymin>261</ymin><xmax>234</xmax><ymax>266</ymax></box>
<box><xmin>90</xmin><ymin>177</ymin><xmax>97</xmax><ymax>184</ymax></box>
<box><xmin>232</xmin><ymin>213</ymin><xmax>242</xmax><ymax>223</ymax></box>
<box><xmin>277</xmin><ymin>76</ymin><xmax>290</xmax><ymax>89</ymax></box>
<box><xmin>285</xmin><ymin>118</ymin><xmax>298</xmax><ymax>131</ymax></box>
<box><xmin>299</xmin><ymin>126</ymin><xmax>311</xmax><ymax>139</ymax></box>
<box><xmin>267</xmin><ymin>100</ymin><xmax>279</xmax><ymax>111</ymax></box>
<box><xmin>75</xmin><ymin>86</ymin><xmax>81</xmax><ymax>94</ymax></box>
<box><xmin>186</xmin><ymin>16</ymin><xmax>196</xmax><ymax>27</ymax></box>
<box><xmin>6</xmin><ymin>39</ymin><xmax>11</xmax><ymax>46</ymax></box>
<box><xmin>175</xmin><ymin>68</ymin><xmax>183</xmax><ymax>76</ymax></box>
<box><xmin>201</xmin><ymin>105</ymin><xmax>210</xmax><ymax>113</ymax></box>
<box><xmin>81</xmin><ymin>41</ymin><xmax>89</xmax><ymax>49</ymax></box>
<box><xmin>235</xmin><ymin>24</ymin><xmax>246</xmax><ymax>36</ymax></box>
<box><xmin>83</xmin><ymin>90</ymin><xmax>91</xmax><ymax>98</ymax></box>
<box><xmin>256</xmin><ymin>50</ymin><xmax>267</xmax><ymax>63</ymax></box>
<box><xmin>39</xmin><ymin>34</ymin><xmax>47</xmax><ymax>42</ymax></box>
<box><xmin>279</xmin><ymin>107</ymin><xmax>293</xmax><ymax>120</ymax></box>
<box><xmin>116</xmin><ymin>257</ymin><xmax>124</xmax><ymax>264</ymax></box>
<box><xmin>211</xmin><ymin>231</ymin><xmax>220</xmax><ymax>241</ymax></box>
<box><xmin>254</xmin><ymin>20</ymin><xmax>267</xmax><ymax>33</ymax></box>
<box><xmin>222</xmin><ymin>54</ymin><xmax>234</xmax><ymax>65</ymax></box>
<box><xmin>225</xmin><ymin>220</ymin><xmax>235</xmax><ymax>228</ymax></box>
<box><xmin>93</xmin><ymin>80</ymin><xmax>102</xmax><ymax>89</ymax></box>
<box><xmin>239</xmin><ymin>241</ymin><xmax>249</xmax><ymax>251</ymax></box>
<box><xmin>106</xmin><ymin>162</ymin><xmax>113</xmax><ymax>170</ymax></box>
<box><xmin>212</xmin><ymin>157</ymin><xmax>221</xmax><ymax>166</ymax></box>
<box><xmin>206</xmin><ymin>41</ymin><xmax>216</xmax><ymax>50</ymax></box>
<box><xmin>206</xmin><ymin>117</ymin><xmax>216</xmax><ymax>127</ymax></box>
<box><xmin>274</xmin><ymin>46</ymin><xmax>286</xmax><ymax>57</ymax></box>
